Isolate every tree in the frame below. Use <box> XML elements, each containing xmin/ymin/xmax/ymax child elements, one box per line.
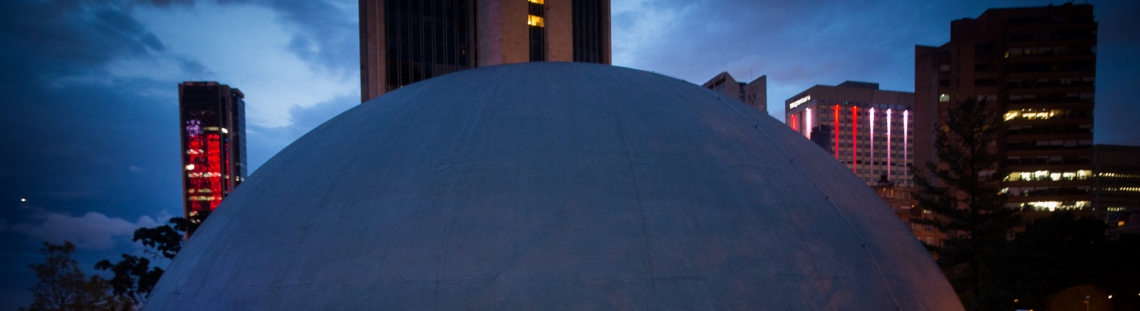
<box><xmin>22</xmin><ymin>241</ymin><xmax>127</xmax><ymax>311</ymax></box>
<box><xmin>95</xmin><ymin>210</ymin><xmax>210</xmax><ymax>306</ymax></box>
<box><xmin>912</xmin><ymin>98</ymin><xmax>1020</xmax><ymax>310</ymax></box>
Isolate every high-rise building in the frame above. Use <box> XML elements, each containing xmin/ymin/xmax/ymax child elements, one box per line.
<box><xmin>179</xmin><ymin>81</ymin><xmax>247</xmax><ymax>221</ymax></box>
<box><xmin>1092</xmin><ymin>144</ymin><xmax>1140</xmax><ymax>234</ymax></box>
<box><xmin>784</xmin><ymin>81</ymin><xmax>915</xmax><ymax>187</ymax></box>
<box><xmin>915</xmin><ymin>4</ymin><xmax>1096</xmax><ymax>214</ymax></box>
<box><xmin>701</xmin><ymin>72</ymin><xmax>767</xmax><ymax>113</ymax></box>
<box><xmin>359</xmin><ymin>0</ymin><xmax>611</xmax><ymax>102</ymax></box>
<box><xmin>785</xmin><ymin>81</ymin><xmax>922</xmax><ymax>243</ymax></box>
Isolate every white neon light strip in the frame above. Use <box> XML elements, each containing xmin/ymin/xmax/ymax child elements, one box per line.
<box><xmin>886</xmin><ymin>109</ymin><xmax>892</xmax><ymax>178</ymax></box>
<box><xmin>869</xmin><ymin>107</ymin><xmax>874</xmax><ymax>177</ymax></box>
<box><xmin>903</xmin><ymin>110</ymin><xmax>909</xmax><ymax>186</ymax></box>
<box><xmin>805</xmin><ymin>108</ymin><xmax>812</xmax><ymax>138</ymax></box>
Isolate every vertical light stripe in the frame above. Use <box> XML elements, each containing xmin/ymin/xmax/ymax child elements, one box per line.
<box><xmin>886</xmin><ymin>109</ymin><xmax>892</xmax><ymax>179</ymax></box>
<box><xmin>805</xmin><ymin>108</ymin><xmax>813</xmax><ymax>138</ymax></box>
<box><xmin>903</xmin><ymin>110</ymin><xmax>909</xmax><ymax>186</ymax></box>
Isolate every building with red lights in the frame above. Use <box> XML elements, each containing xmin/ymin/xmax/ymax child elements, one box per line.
<box><xmin>178</xmin><ymin>81</ymin><xmax>246</xmax><ymax>221</ymax></box>
<box><xmin>915</xmin><ymin>4</ymin><xmax>1097</xmax><ymax>215</ymax></box>
<box><xmin>784</xmin><ymin>81</ymin><xmax>915</xmax><ymax>187</ymax></box>
<box><xmin>784</xmin><ymin>81</ymin><xmax>923</xmax><ymax>243</ymax></box>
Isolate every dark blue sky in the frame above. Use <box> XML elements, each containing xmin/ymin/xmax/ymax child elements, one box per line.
<box><xmin>1</xmin><ymin>0</ymin><xmax>1137</xmax><ymax>308</ymax></box>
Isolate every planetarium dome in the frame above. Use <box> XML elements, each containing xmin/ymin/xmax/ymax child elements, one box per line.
<box><xmin>145</xmin><ymin>62</ymin><xmax>962</xmax><ymax>310</ymax></box>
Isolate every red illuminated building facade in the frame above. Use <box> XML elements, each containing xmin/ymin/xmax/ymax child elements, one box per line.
<box><xmin>178</xmin><ymin>81</ymin><xmax>247</xmax><ymax>221</ymax></box>
<box><xmin>785</xmin><ymin>81</ymin><xmax>924</xmax><ymax>243</ymax></box>
<box><xmin>785</xmin><ymin>81</ymin><xmax>915</xmax><ymax>187</ymax></box>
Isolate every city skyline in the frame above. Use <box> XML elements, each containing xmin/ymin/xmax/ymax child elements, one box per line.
<box><xmin>1</xmin><ymin>0</ymin><xmax>1139</xmax><ymax>309</ymax></box>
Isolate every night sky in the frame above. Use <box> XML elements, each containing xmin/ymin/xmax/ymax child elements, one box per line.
<box><xmin>1</xmin><ymin>0</ymin><xmax>1137</xmax><ymax>308</ymax></box>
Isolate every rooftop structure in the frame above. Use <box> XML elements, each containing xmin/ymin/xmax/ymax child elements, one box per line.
<box><xmin>701</xmin><ymin>72</ymin><xmax>767</xmax><ymax>112</ymax></box>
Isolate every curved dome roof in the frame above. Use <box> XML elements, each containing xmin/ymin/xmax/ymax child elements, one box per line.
<box><xmin>146</xmin><ymin>63</ymin><xmax>962</xmax><ymax>310</ymax></box>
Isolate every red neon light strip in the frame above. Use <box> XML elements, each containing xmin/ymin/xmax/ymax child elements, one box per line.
<box><xmin>834</xmin><ymin>105</ymin><xmax>839</xmax><ymax>158</ymax></box>
<box><xmin>852</xmin><ymin>106</ymin><xmax>858</xmax><ymax>174</ymax></box>
<box><xmin>886</xmin><ymin>109</ymin><xmax>892</xmax><ymax>178</ymax></box>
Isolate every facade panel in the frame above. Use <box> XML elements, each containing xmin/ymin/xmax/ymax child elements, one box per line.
<box><xmin>361</xmin><ymin>0</ymin><xmax>611</xmax><ymax>102</ymax></box>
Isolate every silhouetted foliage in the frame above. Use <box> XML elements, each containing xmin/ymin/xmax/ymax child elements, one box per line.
<box><xmin>1003</xmin><ymin>213</ymin><xmax>1140</xmax><ymax>311</ymax></box>
<box><xmin>95</xmin><ymin>210</ymin><xmax>211</xmax><ymax>306</ymax></box>
<box><xmin>22</xmin><ymin>241</ymin><xmax>127</xmax><ymax>311</ymax></box>
<box><xmin>912</xmin><ymin>98</ymin><xmax>1019</xmax><ymax>310</ymax></box>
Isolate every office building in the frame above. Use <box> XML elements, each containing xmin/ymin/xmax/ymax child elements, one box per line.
<box><xmin>784</xmin><ymin>81</ymin><xmax>915</xmax><ymax>187</ymax></box>
<box><xmin>179</xmin><ymin>82</ymin><xmax>247</xmax><ymax>221</ymax></box>
<box><xmin>1092</xmin><ymin>144</ymin><xmax>1140</xmax><ymax>234</ymax></box>
<box><xmin>359</xmin><ymin>0</ymin><xmax>611</xmax><ymax>101</ymax></box>
<box><xmin>915</xmin><ymin>4</ymin><xmax>1096</xmax><ymax>214</ymax></box>
<box><xmin>701</xmin><ymin>72</ymin><xmax>767</xmax><ymax>112</ymax></box>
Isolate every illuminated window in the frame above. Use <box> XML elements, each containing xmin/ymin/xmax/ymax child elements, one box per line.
<box><xmin>527</xmin><ymin>15</ymin><xmax>545</xmax><ymax>27</ymax></box>
<box><xmin>939</xmin><ymin>94</ymin><xmax>949</xmax><ymax>102</ymax></box>
<box><xmin>528</xmin><ymin>0</ymin><xmax>543</xmax><ymax>3</ymax></box>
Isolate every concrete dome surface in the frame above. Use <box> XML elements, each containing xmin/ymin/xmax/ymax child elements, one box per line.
<box><xmin>145</xmin><ymin>63</ymin><xmax>962</xmax><ymax>310</ymax></box>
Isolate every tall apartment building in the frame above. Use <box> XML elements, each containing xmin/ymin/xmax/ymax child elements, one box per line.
<box><xmin>360</xmin><ymin>0</ymin><xmax>611</xmax><ymax>101</ymax></box>
<box><xmin>179</xmin><ymin>82</ymin><xmax>247</xmax><ymax>221</ymax></box>
<box><xmin>915</xmin><ymin>4</ymin><xmax>1096</xmax><ymax>214</ymax></box>
<box><xmin>701</xmin><ymin>72</ymin><xmax>767</xmax><ymax>113</ymax></box>
<box><xmin>784</xmin><ymin>81</ymin><xmax>915</xmax><ymax>187</ymax></box>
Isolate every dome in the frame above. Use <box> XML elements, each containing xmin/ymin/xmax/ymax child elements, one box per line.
<box><xmin>145</xmin><ymin>63</ymin><xmax>962</xmax><ymax>310</ymax></box>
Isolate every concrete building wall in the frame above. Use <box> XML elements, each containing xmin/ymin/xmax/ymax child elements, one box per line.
<box><xmin>741</xmin><ymin>75</ymin><xmax>767</xmax><ymax>113</ymax></box>
<box><xmin>358</xmin><ymin>0</ymin><xmax>386</xmax><ymax>102</ymax></box>
<box><xmin>702</xmin><ymin>72</ymin><xmax>767</xmax><ymax>113</ymax></box>
<box><xmin>546</xmin><ymin>0</ymin><xmax>573</xmax><ymax>62</ymax></box>
<box><xmin>363</xmin><ymin>0</ymin><xmax>609</xmax><ymax>102</ymax></box>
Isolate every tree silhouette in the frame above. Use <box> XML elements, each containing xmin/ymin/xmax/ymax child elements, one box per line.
<box><xmin>22</xmin><ymin>241</ymin><xmax>126</xmax><ymax>311</ymax></box>
<box><xmin>95</xmin><ymin>210</ymin><xmax>210</xmax><ymax>306</ymax></box>
<box><xmin>912</xmin><ymin>98</ymin><xmax>1019</xmax><ymax>310</ymax></box>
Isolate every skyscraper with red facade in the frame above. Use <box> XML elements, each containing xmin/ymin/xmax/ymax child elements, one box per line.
<box><xmin>178</xmin><ymin>81</ymin><xmax>246</xmax><ymax>223</ymax></box>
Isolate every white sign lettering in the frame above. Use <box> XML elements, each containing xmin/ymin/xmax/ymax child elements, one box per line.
<box><xmin>788</xmin><ymin>95</ymin><xmax>812</xmax><ymax>109</ymax></box>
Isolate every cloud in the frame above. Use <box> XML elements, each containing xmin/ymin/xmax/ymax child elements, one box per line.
<box><xmin>263</xmin><ymin>0</ymin><xmax>359</xmax><ymax>76</ymax></box>
<box><xmin>246</xmin><ymin>94</ymin><xmax>358</xmax><ymax>168</ymax></box>
<box><xmin>2</xmin><ymin>206</ymin><xmax>166</xmax><ymax>250</ymax></box>
<box><xmin>0</xmin><ymin>0</ymin><xmax>170</xmax><ymax>80</ymax></box>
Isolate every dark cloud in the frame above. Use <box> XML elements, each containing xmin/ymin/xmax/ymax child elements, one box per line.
<box><xmin>0</xmin><ymin>0</ymin><xmax>168</xmax><ymax>80</ymax></box>
<box><xmin>261</xmin><ymin>0</ymin><xmax>359</xmax><ymax>77</ymax></box>
<box><xmin>178</xmin><ymin>57</ymin><xmax>211</xmax><ymax>75</ymax></box>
